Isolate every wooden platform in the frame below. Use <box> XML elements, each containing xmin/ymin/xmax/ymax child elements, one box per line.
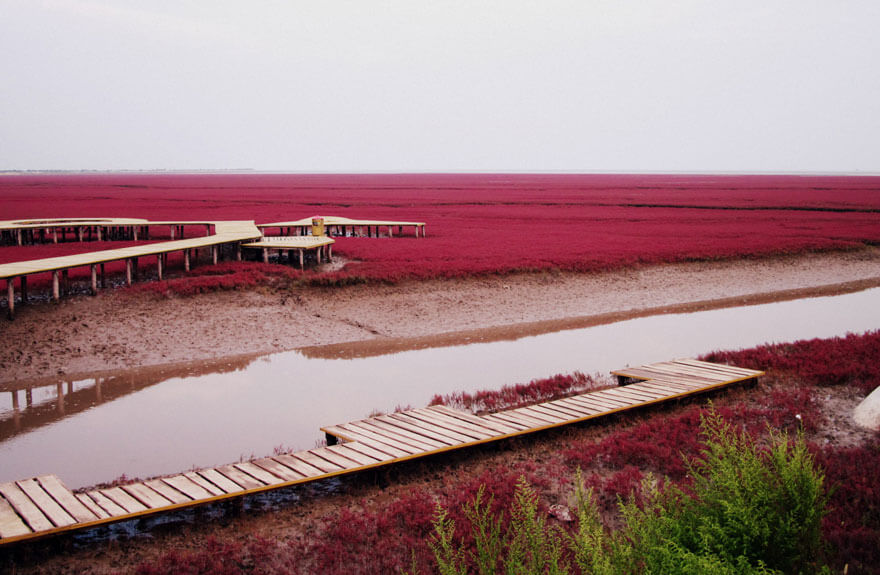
<box><xmin>242</xmin><ymin>236</ymin><xmax>336</xmax><ymax>268</ymax></box>
<box><xmin>0</xmin><ymin>359</ymin><xmax>762</xmax><ymax>546</ymax></box>
<box><xmin>259</xmin><ymin>216</ymin><xmax>426</xmax><ymax>238</ymax></box>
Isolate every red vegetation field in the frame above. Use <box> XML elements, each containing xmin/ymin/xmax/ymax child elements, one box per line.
<box><xmin>120</xmin><ymin>331</ymin><xmax>880</xmax><ymax>574</ymax></box>
<box><xmin>2</xmin><ymin>173</ymin><xmax>879</xmax><ymax>284</ymax></box>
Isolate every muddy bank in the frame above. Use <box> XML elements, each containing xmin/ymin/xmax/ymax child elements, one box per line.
<box><xmin>2</xmin><ymin>248</ymin><xmax>880</xmax><ymax>385</ymax></box>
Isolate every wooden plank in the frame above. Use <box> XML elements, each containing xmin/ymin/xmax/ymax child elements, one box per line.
<box><xmin>36</xmin><ymin>476</ymin><xmax>98</xmax><ymax>523</ymax></box>
<box><xmin>388</xmin><ymin>412</ymin><xmax>477</xmax><ymax>443</ymax></box>
<box><xmin>84</xmin><ymin>491</ymin><xmax>128</xmax><ymax>517</ymax></box>
<box><xmin>515</xmin><ymin>406</ymin><xmax>566</xmax><ymax>424</ymax></box>
<box><xmin>309</xmin><ymin>447</ymin><xmax>364</xmax><ymax>470</ymax></box>
<box><xmin>407</xmin><ymin>409</ymin><xmax>498</xmax><ymax>439</ymax></box>
<box><xmin>121</xmin><ymin>483</ymin><xmax>172</xmax><ymax>510</ymax></box>
<box><xmin>429</xmin><ymin>405</ymin><xmax>523</xmax><ymax>434</ymax></box>
<box><xmin>585</xmin><ymin>391</ymin><xmax>636</xmax><ymax>408</ymax></box>
<box><xmin>197</xmin><ymin>469</ymin><xmax>245</xmax><ymax>494</ymax></box>
<box><xmin>376</xmin><ymin>414</ymin><xmax>466</xmax><ymax>445</ymax></box>
<box><xmin>184</xmin><ymin>471</ymin><xmax>226</xmax><ymax>496</ymax></box>
<box><xmin>336</xmin><ymin>424</ymin><xmax>424</xmax><ymax>456</ymax></box>
<box><xmin>633</xmin><ymin>363</ymin><xmax>724</xmax><ymax>383</ymax></box>
<box><xmin>339</xmin><ymin>441</ymin><xmax>396</xmax><ymax>463</ymax></box>
<box><xmin>288</xmin><ymin>451</ymin><xmax>346</xmax><ymax>474</ymax></box>
<box><xmin>215</xmin><ymin>465</ymin><xmax>265</xmax><ymax>491</ymax></box>
<box><xmin>676</xmin><ymin>359</ymin><xmax>760</xmax><ymax>377</ymax></box>
<box><xmin>272</xmin><ymin>454</ymin><xmax>326</xmax><ymax>478</ymax></box>
<box><xmin>349</xmin><ymin>420</ymin><xmax>444</xmax><ymax>451</ymax></box>
<box><xmin>324</xmin><ymin>426</ymin><xmax>412</xmax><ymax>458</ymax></box>
<box><xmin>0</xmin><ymin>497</ymin><xmax>31</xmax><ymax>538</ymax></box>
<box><xmin>75</xmin><ymin>493</ymin><xmax>110</xmax><ymax>520</ymax></box>
<box><xmin>162</xmin><ymin>476</ymin><xmax>214</xmax><ymax>501</ymax></box>
<box><xmin>601</xmin><ymin>387</ymin><xmax>662</xmax><ymax>402</ymax></box>
<box><xmin>101</xmin><ymin>487</ymin><xmax>149</xmax><ymax>514</ymax></box>
<box><xmin>530</xmin><ymin>402</ymin><xmax>586</xmax><ymax>419</ymax></box>
<box><xmin>250</xmin><ymin>458</ymin><xmax>306</xmax><ymax>482</ymax></box>
<box><xmin>393</xmin><ymin>411</ymin><xmax>492</xmax><ymax>441</ymax></box>
<box><xmin>15</xmin><ymin>478</ymin><xmax>76</xmax><ymax>528</ymax></box>
<box><xmin>235</xmin><ymin>462</ymin><xmax>285</xmax><ymax>486</ymax></box>
<box><xmin>486</xmin><ymin>410</ymin><xmax>550</xmax><ymax>429</ymax></box>
<box><xmin>552</xmin><ymin>397</ymin><xmax>603</xmax><ymax>415</ymax></box>
<box><xmin>144</xmin><ymin>480</ymin><xmax>191</xmax><ymax>504</ymax></box>
<box><xmin>325</xmin><ymin>444</ymin><xmax>382</xmax><ymax>466</ymax></box>
<box><xmin>634</xmin><ymin>382</ymin><xmax>693</xmax><ymax>396</ymax></box>
<box><xmin>0</xmin><ymin>482</ymin><xmax>55</xmax><ymax>532</ymax></box>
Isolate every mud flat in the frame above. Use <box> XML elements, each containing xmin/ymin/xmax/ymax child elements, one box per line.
<box><xmin>2</xmin><ymin>248</ymin><xmax>879</xmax><ymax>386</ymax></box>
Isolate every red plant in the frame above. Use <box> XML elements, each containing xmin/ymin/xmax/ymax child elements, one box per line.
<box><xmin>429</xmin><ymin>371</ymin><xmax>608</xmax><ymax>413</ymax></box>
<box><xmin>2</xmin><ymin>173</ymin><xmax>879</xmax><ymax>284</ymax></box>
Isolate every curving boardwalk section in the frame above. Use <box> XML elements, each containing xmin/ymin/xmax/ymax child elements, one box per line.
<box><xmin>0</xmin><ymin>359</ymin><xmax>762</xmax><ymax>546</ymax></box>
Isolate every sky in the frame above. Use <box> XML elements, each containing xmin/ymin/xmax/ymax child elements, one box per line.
<box><xmin>1</xmin><ymin>1</ymin><xmax>879</xmax><ymax>173</ymax></box>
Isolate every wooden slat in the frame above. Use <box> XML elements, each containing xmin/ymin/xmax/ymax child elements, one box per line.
<box><xmin>376</xmin><ymin>414</ymin><xmax>464</xmax><ymax>445</ymax></box>
<box><xmin>250</xmin><ymin>458</ymin><xmax>306</xmax><ymax>482</ymax></box>
<box><xmin>602</xmin><ymin>386</ymin><xmax>662</xmax><ymax>402</ymax></box>
<box><xmin>336</xmin><ymin>424</ymin><xmax>424</xmax><ymax>456</ymax></box>
<box><xmin>272</xmin><ymin>454</ymin><xmax>326</xmax><ymax>478</ymax></box>
<box><xmin>325</xmin><ymin>444</ymin><xmax>382</xmax><ymax>466</ymax></box>
<box><xmin>235</xmin><ymin>462</ymin><xmax>285</xmax><ymax>486</ymax></box>
<box><xmin>296</xmin><ymin>449</ymin><xmax>351</xmax><ymax>472</ymax></box>
<box><xmin>349</xmin><ymin>420</ymin><xmax>443</xmax><ymax>451</ymax></box>
<box><xmin>15</xmin><ymin>479</ymin><xmax>76</xmax><ymax>528</ymax></box>
<box><xmin>529</xmin><ymin>402</ymin><xmax>584</xmax><ymax>420</ymax></box>
<box><xmin>215</xmin><ymin>465</ymin><xmax>265</xmax><ymax>491</ymax></box>
<box><xmin>84</xmin><ymin>491</ymin><xmax>128</xmax><ymax>517</ymax></box>
<box><xmin>197</xmin><ymin>469</ymin><xmax>245</xmax><ymax>494</ymax></box>
<box><xmin>514</xmin><ymin>406</ymin><xmax>566</xmax><ymax>424</ymax></box>
<box><xmin>324</xmin><ymin>425</ymin><xmax>413</xmax><ymax>457</ymax></box>
<box><xmin>429</xmin><ymin>405</ymin><xmax>523</xmax><ymax>434</ymax></box>
<box><xmin>36</xmin><ymin>476</ymin><xmax>98</xmax><ymax>524</ymax></box>
<box><xmin>387</xmin><ymin>412</ymin><xmax>477</xmax><ymax>443</ymax></box>
<box><xmin>121</xmin><ymin>483</ymin><xmax>172</xmax><ymax>510</ymax></box>
<box><xmin>486</xmin><ymin>411</ymin><xmax>550</xmax><ymax>429</ymax></box>
<box><xmin>370</xmin><ymin>415</ymin><xmax>458</xmax><ymax>446</ymax></box>
<box><xmin>0</xmin><ymin>482</ymin><xmax>54</xmax><ymax>532</ymax></box>
<box><xmin>632</xmin><ymin>363</ymin><xmax>723</xmax><ymax>383</ymax></box>
<box><xmin>567</xmin><ymin>394</ymin><xmax>629</xmax><ymax>411</ymax></box>
<box><xmin>309</xmin><ymin>448</ymin><xmax>363</xmax><ymax>470</ymax></box>
<box><xmin>586</xmin><ymin>392</ymin><xmax>634</xmax><ymax>408</ymax></box>
<box><xmin>185</xmin><ymin>471</ymin><xmax>226</xmax><ymax>496</ymax></box>
<box><xmin>162</xmin><ymin>476</ymin><xmax>214</xmax><ymax>501</ymax></box>
<box><xmin>392</xmin><ymin>411</ymin><xmax>491</xmax><ymax>442</ymax></box>
<box><xmin>406</xmin><ymin>409</ymin><xmax>497</xmax><ymax>439</ymax></box>
<box><xmin>75</xmin><ymin>493</ymin><xmax>110</xmax><ymax>520</ymax></box>
<box><xmin>553</xmin><ymin>398</ymin><xmax>603</xmax><ymax>415</ymax></box>
<box><xmin>339</xmin><ymin>441</ymin><xmax>396</xmax><ymax>463</ymax></box>
<box><xmin>144</xmin><ymin>480</ymin><xmax>191</xmax><ymax>504</ymax></box>
<box><xmin>0</xmin><ymin>497</ymin><xmax>31</xmax><ymax>538</ymax></box>
<box><xmin>676</xmin><ymin>359</ymin><xmax>760</xmax><ymax>377</ymax></box>
<box><xmin>101</xmin><ymin>487</ymin><xmax>149</xmax><ymax>514</ymax></box>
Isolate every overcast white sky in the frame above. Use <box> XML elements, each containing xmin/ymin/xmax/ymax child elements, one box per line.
<box><xmin>1</xmin><ymin>1</ymin><xmax>878</xmax><ymax>173</ymax></box>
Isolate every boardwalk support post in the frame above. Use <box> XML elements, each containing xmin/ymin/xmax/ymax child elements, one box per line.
<box><xmin>52</xmin><ymin>271</ymin><xmax>60</xmax><ymax>301</ymax></box>
<box><xmin>6</xmin><ymin>279</ymin><xmax>14</xmax><ymax>320</ymax></box>
<box><xmin>90</xmin><ymin>265</ymin><xmax>98</xmax><ymax>296</ymax></box>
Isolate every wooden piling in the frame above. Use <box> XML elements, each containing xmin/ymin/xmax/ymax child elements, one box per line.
<box><xmin>6</xmin><ymin>279</ymin><xmax>14</xmax><ymax>319</ymax></box>
<box><xmin>157</xmin><ymin>254</ymin><xmax>163</xmax><ymax>280</ymax></box>
<box><xmin>184</xmin><ymin>250</ymin><xmax>190</xmax><ymax>272</ymax></box>
<box><xmin>90</xmin><ymin>265</ymin><xmax>98</xmax><ymax>295</ymax></box>
<box><xmin>125</xmin><ymin>259</ymin><xmax>133</xmax><ymax>286</ymax></box>
<box><xmin>212</xmin><ymin>246</ymin><xmax>218</xmax><ymax>265</ymax></box>
<box><xmin>262</xmin><ymin>248</ymin><xmax>269</xmax><ymax>264</ymax></box>
<box><xmin>52</xmin><ymin>271</ymin><xmax>60</xmax><ymax>301</ymax></box>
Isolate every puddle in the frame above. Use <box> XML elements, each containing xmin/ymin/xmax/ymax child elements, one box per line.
<box><xmin>1</xmin><ymin>288</ymin><xmax>879</xmax><ymax>489</ymax></box>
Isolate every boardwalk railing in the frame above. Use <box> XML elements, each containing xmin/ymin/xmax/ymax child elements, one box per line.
<box><xmin>0</xmin><ymin>359</ymin><xmax>762</xmax><ymax>545</ymax></box>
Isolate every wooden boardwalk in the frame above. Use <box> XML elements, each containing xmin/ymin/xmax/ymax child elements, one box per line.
<box><xmin>1</xmin><ymin>220</ymin><xmax>262</xmax><ymax>318</ymax></box>
<box><xmin>0</xmin><ymin>359</ymin><xmax>762</xmax><ymax>546</ymax></box>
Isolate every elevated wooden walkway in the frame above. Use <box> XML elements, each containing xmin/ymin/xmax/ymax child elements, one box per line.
<box><xmin>0</xmin><ymin>359</ymin><xmax>762</xmax><ymax>546</ymax></box>
<box><xmin>1</xmin><ymin>220</ymin><xmax>262</xmax><ymax>318</ymax></box>
<box><xmin>242</xmin><ymin>236</ymin><xmax>336</xmax><ymax>268</ymax></box>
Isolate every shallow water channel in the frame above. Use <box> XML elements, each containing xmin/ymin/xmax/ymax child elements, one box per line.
<box><xmin>2</xmin><ymin>288</ymin><xmax>879</xmax><ymax>489</ymax></box>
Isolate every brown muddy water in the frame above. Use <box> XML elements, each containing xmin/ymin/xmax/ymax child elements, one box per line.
<box><xmin>2</xmin><ymin>288</ymin><xmax>879</xmax><ymax>489</ymax></box>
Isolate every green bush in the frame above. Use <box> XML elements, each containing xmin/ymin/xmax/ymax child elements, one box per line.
<box><xmin>413</xmin><ymin>407</ymin><xmax>828</xmax><ymax>574</ymax></box>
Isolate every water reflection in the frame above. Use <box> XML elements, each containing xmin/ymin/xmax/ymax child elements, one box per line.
<box><xmin>1</xmin><ymin>288</ymin><xmax>879</xmax><ymax>489</ymax></box>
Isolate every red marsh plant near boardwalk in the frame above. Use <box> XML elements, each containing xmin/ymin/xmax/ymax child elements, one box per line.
<box><xmin>2</xmin><ymin>173</ymin><xmax>879</xmax><ymax>284</ymax></box>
